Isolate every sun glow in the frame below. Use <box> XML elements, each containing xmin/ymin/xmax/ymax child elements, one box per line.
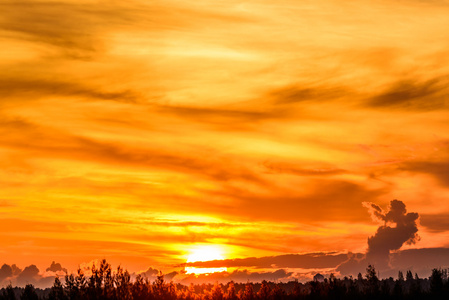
<box><xmin>185</xmin><ymin>245</ymin><xmax>227</xmax><ymax>275</ymax></box>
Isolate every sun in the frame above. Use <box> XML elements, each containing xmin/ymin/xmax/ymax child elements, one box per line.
<box><xmin>185</xmin><ymin>245</ymin><xmax>227</xmax><ymax>275</ymax></box>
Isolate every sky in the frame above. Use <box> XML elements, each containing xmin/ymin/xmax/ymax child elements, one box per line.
<box><xmin>1</xmin><ymin>0</ymin><xmax>449</xmax><ymax>286</ymax></box>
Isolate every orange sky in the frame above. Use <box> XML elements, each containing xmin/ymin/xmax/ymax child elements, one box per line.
<box><xmin>1</xmin><ymin>0</ymin><xmax>449</xmax><ymax>283</ymax></box>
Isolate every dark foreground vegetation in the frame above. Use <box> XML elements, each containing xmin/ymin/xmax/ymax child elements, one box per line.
<box><xmin>2</xmin><ymin>260</ymin><xmax>449</xmax><ymax>300</ymax></box>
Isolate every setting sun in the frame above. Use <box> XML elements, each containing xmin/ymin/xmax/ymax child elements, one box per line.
<box><xmin>185</xmin><ymin>245</ymin><xmax>227</xmax><ymax>275</ymax></box>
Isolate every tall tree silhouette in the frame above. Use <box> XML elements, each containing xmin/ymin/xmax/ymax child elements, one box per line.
<box><xmin>20</xmin><ymin>284</ymin><xmax>38</xmax><ymax>300</ymax></box>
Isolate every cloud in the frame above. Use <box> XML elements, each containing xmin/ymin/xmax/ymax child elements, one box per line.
<box><xmin>0</xmin><ymin>264</ymin><xmax>13</xmax><ymax>282</ymax></box>
<box><xmin>401</xmin><ymin>160</ymin><xmax>449</xmax><ymax>187</ymax></box>
<box><xmin>185</xmin><ymin>253</ymin><xmax>348</xmax><ymax>269</ymax></box>
<box><xmin>0</xmin><ymin>0</ymin><xmax>255</xmax><ymax>59</ymax></box>
<box><xmin>335</xmin><ymin>253</ymin><xmax>366</xmax><ymax>277</ymax></box>
<box><xmin>268</xmin><ymin>85</ymin><xmax>351</xmax><ymax>105</ymax></box>
<box><xmin>367</xmin><ymin>76</ymin><xmax>449</xmax><ymax>110</ymax></box>
<box><xmin>139</xmin><ymin>267</ymin><xmax>159</xmax><ymax>278</ymax></box>
<box><xmin>16</xmin><ymin>265</ymin><xmax>40</xmax><ymax>286</ymax></box>
<box><xmin>11</xmin><ymin>265</ymin><xmax>22</xmax><ymax>277</ymax></box>
<box><xmin>0</xmin><ymin>78</ymin><xmax>138</xmax><ymax>103</ymax></box>
<box><xmin>134</xmin><ymin>267</ymin><xmax>178</xmax><ymax>282</ymax></box>
<box><xmin>165</xmin><ymin>271</ymin><xmax>178</xmax><ymax>281</ymax></box>
<box><xmin>365</xmin><ymin>200</ymin><xmax>419</xmax><ymax>270</ymax></box>
<box><xmin>207</xmin><ymin>179</ymin><xmax>388</xmax><ymax>223</ymax></box>
<box><xmin>0</xmin><ymin>0</ymin><xmax>133</xmax><ymax>59</ymax></box>
<box><xmin>390</xmin><ymin>248</ymin><xmax>449</xmax><ymax>277</ymax></box>
<box><xmin>155</xmin><ymin>104</ymin><xmax>278</xmax><ymax>130</ymax></box>
<box><xmin>46</xmin><ymin>261</ymin><xmax>67</xmax><ymax>274</ymax></box>
<box><xmin>0</xmin><ymin>118</ymin><xmax>264</xmax><ymax>186</ymax></box>
<box><xmin>338</xmin><ymin>247</ymin><xmax>449</xmax><ymax>279</ymax></box>
<box><xmin>420</xmin><ymin>214</ymin><xmax>449</xmax><ymax>233</ymax></box>
<box><xmin>181</xmin><ymin>269</ymin><xmax>294</xmax><ymax>284</ymax></box>
<box><xmin>337</xmin><ymin>200</ymin><xmax>419</xmax><ymax>276</ymax></box>
<box><xmin>261</xmin><ymin>161</ymin><xmax>346</xmax><ymax>177</ymax></box>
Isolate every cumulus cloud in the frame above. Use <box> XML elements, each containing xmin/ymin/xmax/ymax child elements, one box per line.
<box><xmin>139</xmin><ymin>267</ymin><xmax>159</xmax><ymax>278</ymax></box>
<box><xmin>11</xmin><ymin>264</ymin><xmax>22</xmax><ymax>276</ymax></box>
<box><xmin>337</xmin><ymin>200</ymin><xmax>419</xmax><ymax>276</ymax></box>
<box><xmin>16</xmin><ymin>265</ymin><xmax>40</xmax><ymax>286</ymax></box>
<box><xmin>364</xmin><ymin>200</ymin><xmax>419</xmax><ymax>269</ymax></box>
<box><xmin>0</xmin><ymin>262</ymin><xmax>69</xmax><ymax>288</ymax></box>
<box><xmin>46</xmin><ymin>261</ymin><xmax>67</xmax><ymax>273</ymax></box>
<box><xmin>134</xmin><ymin>267</ymin><xmax>178</xmax><ymax>282</ymax></box>
<box><xmin>0</xmin><ymin>264</ymin><xmax>13</xmax><ymax>282</ymax></box>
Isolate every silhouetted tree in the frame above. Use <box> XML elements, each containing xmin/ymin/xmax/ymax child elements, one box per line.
<box><xmin>210</xmin><ymin>283</ymin><xmax>223</xmax><ymax>300</ymax></box>
<box><xmin>131</xmin><ymin>274</ymin><xmax>153</xmax><ymax>300</ymax></box>
<box><xmin>10</xmin><ymin>260</ymin><xmax>449</xmax><ymax>300</ymax></box>
<box><xmin>48</xmin><ymin>277</ymin><xmax>67</xmax><ymax>300</ymax></box>
<box><xmin>405</xmin><ymin>271</ymin><xmax>413</xmax><ymax>283</ymax></box>
<box><xmin>2</xmin><ymin>284</ymin><xmax>16</xmax><ymax>300</ymax></box>
<box><xmin>290</xmin><ymin>281</ymin><xmax>302</xmax><ymax>300</ymax></box>
<box><xmin>391</xmin><ymin>271</ymin><xmax>404</xmax><ymax>299</ymax></box>
<box><xmin>380</xmin><ymin>279</ymin><xmax>391</xmax><ymax>299</ymax></box>
<box><xmin>20</xmin><ymin>284</ymin><xmax>38</xmax><ymax>300</ymax></box>
<box><xmin>430</xmin><ymin>268</ymin><xmax>444</xmax><ymax>299</ymax></box>
<box><xmin>115</xmin><ymin>266</ymin><xmax>132</xmax><ymax>300</ymax></box>
<box><xmin>224</xmin><ymin>282</ymin><xmax>237</xmax><ymax>300</ymax></box>
<box><xmin>365</xmin><ymin>265</ymin><xmax>379</xmax><ymax>297</ymax></box>
<box><xmin>241</xmin><ymin>283</ymin><xmax>254</xmax><ymax>300</ymax></box>
<box><xmin>255</xmin><ymin>281</ymin><xmax>269</xmax><ymax>300</ymax></box>
<box><xmin>269</xmin><ymin>284</ymin><xmax>285</xmax><ymax>300</ymax></box>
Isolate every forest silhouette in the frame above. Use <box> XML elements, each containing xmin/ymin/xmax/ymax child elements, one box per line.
<box><xmin>2</xmin><ymin>259</ymin><xmax>449</xmax><ymax>300</ymax></box>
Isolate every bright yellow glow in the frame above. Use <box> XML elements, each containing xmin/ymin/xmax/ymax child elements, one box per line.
<box><xmin>185</xmin><ymin>245</ymin><xmax>227</xmax><ymax>275</ymax></box>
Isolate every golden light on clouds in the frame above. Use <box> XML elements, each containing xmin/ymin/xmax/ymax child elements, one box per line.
<box><xmin>185</xmin><ymin>245</ymin><xmax>227</xmax><ymax>275</ymax></box>
<box><xmin>1</xmin><ymin>0</ymin><xmax>449</xmax><ymax>284</ymax></box>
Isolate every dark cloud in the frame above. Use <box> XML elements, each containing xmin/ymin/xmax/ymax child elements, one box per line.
<box><xmin>367</xmin><ymin>77</ymin><xmax>449</xmax><ymax>110</ymax></box>
<box><xmin>0</xmin><ymin>264</ymin><xmax>13</xmax><ymax>282</ymax></box>
<box><xmin>11</xmin><ymin>264</ymin><xmax>22</xmax><ymax>276</ymax></box>
<box><xmin>262</xmin><ymin>161</ymin><xmax>346</xmax><ymax>177</ymax></box>
<box><xmin>0</xmin><ymin>262</ymin><xmax>70</xmax><ymax>288</ymax></box>
<box><xmin>16</xmin><ymin>265</ymin><xmax>40</xmax><ymax>286</ymax></box>
<box><xmin>268</xmin><ymin>85</ymin><xmax>351</xmax><ymax>105</ymax></box>
<box><xmin>139</xmin><ymin>267</ymin><xmax>159</xmax><ymax>278</ymax></box>
<box><xmin>419</xmin><ymin>214</ymin><xmax>449</xmax><ymax>233</ymax></box>
<box><xmin>401</xmin><ymin>160</ymin><xmax>449</xmax><ymax>187</ymax></box>
<box><xmin>0</xmin><ymin>120</ymin><xmax>264</xmax><ymax>185</ymax></box>
<box><xmin>0</xmin><ymin>78</ymin><xmax>137</xmax><ymax>103</ymax></box>
<box><xmin>390</xmin><ymin>248</ymin><xmax>449</xmax><ymax>276</ymax></box>
<box><xmin>156</xmin><ymin>105</ymin><xmax>277</xmax><ymax>128</ymax></box>
<box><xmin>365</xmin><ymin>200</ymin><xmax>419</xmax><ymax>270</ymax></box>
<box><xmin>0</xmin><ymin>1</ymin><xmax>133</xmax><ymax>59</ymax></box>
<box><xmin>0</xmin><ymin>0</ymin><xmax>254</xmax><ymax>59</ymax></box>
<box><xmin>338</xmin><ymin>200</ymin><xmax>419</xmax><ymax>276</ymax></box>
<box><xmin>46</xmin><ymin>261</ymin><xmax>67</xmax><ymax>273</ymax></box>
<box><xmin>121</xmin><ymin>220</ymin><xmax>236</xmax><ymax>229</ymax></box>
<box><xmin>185</xmin><ymin>253</ymin><xmax>347</xmax><ymax>269</ymax></box>
<box><xmin>339</xmin><ymin>247</ymin><xmax>449</xmax><ymax>279</ymax></box>
<box><xmin>165</xmin><ymin>271</ymin><xmax>178</xmax><ymax>281</ymax></box>
<box><xmin>335</xmin><ymin>253</ymin><xmax>366</xmax><ymax>276</ymax></box>
<box><xmin>135</xmin><ymin>267</ymin><xmax>178</xmax><ymax>282</ymax></box>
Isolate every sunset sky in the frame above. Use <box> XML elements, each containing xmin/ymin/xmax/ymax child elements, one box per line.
<box><xmin>1</xmin><ymin>0</ymin><xmax>449</xmax><ymax>286</ymax></box>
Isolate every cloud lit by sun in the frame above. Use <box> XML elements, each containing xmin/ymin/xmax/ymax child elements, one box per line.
<box><xmin>185</xmin><ymin>245</ymin><xmax>227</xmax><ymax>275</ymax></box>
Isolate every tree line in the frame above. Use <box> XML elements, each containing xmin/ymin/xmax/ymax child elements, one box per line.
<box><xmin>2</xmin><ymin>259</ymin><xmax>449</xmax><ymax>300</ymax></box>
